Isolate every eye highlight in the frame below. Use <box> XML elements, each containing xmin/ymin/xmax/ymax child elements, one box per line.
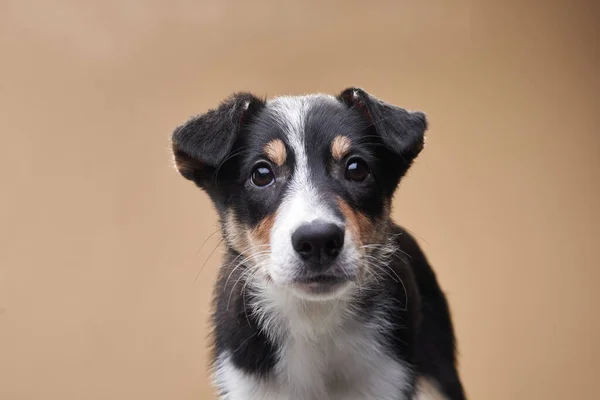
<box><xmin>345</xmin><ymin>157</ymin><xmax>370</xmax><ymax>182</ymax></box>
<box><xmin>250</xmin><ymin>162</ymin><xmax>275</xmax><ymax>187</ymax></box>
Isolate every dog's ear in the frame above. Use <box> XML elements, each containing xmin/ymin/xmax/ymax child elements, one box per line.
<box><xmin>172</xmin><ymin>92</ymin><xmax>265</xmax><ymax>184</ymax></box>
<box><xmin>337</xmin><ymin>87</ymin><xmax>427</xmax><ymax>166</ymax></box>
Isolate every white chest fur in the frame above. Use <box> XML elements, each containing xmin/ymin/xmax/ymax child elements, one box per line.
<box><xmin>215</xmin><ymin>334</ymin><xmax>410</xmax><ymax>400</ymax></box>
<box><xmin>214</xmin><ymin>287</ymin><xmax>413</xmax><ymax>400</ymax></box>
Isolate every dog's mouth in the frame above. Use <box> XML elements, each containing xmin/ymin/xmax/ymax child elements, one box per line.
<box><xmin>291</xmin><ymin>274</ymin><xmax>351</xmax><ymax>296</ymax></box>
<box><xmin>296</xmin><ymin>274</ymin><xmax>343</xmax><ymax>284</ymax></box>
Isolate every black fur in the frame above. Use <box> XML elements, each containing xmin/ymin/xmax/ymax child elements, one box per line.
<box><xmin>172</xmin><ymin>92</ymin><xmax>265</xmax><ymax>191</ymax></box>
<box><xmin>172</xmin><ymin>88</ymin><xmax>466</xmax><ymax>399</ymax></box>
<box><xmin>212</xmin><ymin>249</ymin><xmax>278</xmax><ymax>377</ymax></box>
<box><xmin>338</xmin><ymin>87</ymin><xmax>427</xmax><ymax>171</ymax></box>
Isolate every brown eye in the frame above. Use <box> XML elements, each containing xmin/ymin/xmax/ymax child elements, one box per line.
<box><xmin>251</xmin><ymin>163</ymin><xmax>275</xmax><ymax>187</ymax></box>
<box><xmin>345</xmin><ymin>157</ymin><xmax>370</xmax><ymax>182</ymax></box>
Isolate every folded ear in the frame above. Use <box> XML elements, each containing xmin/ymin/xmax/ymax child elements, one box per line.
<box><xmin>172</xmin><ymin>92</ymin><xmax>265</xmax><ymax>184</ymax></box>
<box><xmin>337</xmin><ymin>87</ymin><xmax>428</xmax><ymax>166</ymax></box>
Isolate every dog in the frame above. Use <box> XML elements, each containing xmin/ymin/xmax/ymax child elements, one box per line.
<box><xmin>171</xmin><ymin>88</ymin><xmax>466</xmax><ymax>399</ymax></box>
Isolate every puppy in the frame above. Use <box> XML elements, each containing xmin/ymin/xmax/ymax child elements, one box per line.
<box><xmin>171</xmin><ymin>88</ymin><xmax>466</xmax><ymax>400</ymax></box>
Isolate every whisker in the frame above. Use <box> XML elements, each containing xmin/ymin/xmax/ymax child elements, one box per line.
<box><xmin>359</xmin><ymin>243</ymin><xmax>410</xmax><ymax>310</ymax></box>
<box><xmin>227</xmin><ymin>263</ymin><xmax>260</xmax><ymax>311</ymax></box>
<box><xmin>193</xmin><ymin>238</ymin><xmax>224</xmax><ymax>283</ymax></box>
<box><xmin>241</xmin><ymin>267</ymin><xmax>264</xmax><ymax>324</ymax></box>
<box><xmin>223</xmin><ymin>250</ymin><xmax>271</xmax><ymax>292</ymax></box>
<box><xmin>196</xmin><ymin>229</ymin><xmax>221</xmax><ymax>256</ymax></box>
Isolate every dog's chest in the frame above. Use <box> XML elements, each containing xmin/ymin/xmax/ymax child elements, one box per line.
<box><xmin>277</xmin><ymin>323</ymin><xmax>409</xmax><ymax>399</ymax></box>
<box><xmin>217</xmin><ymin>318</ymin><xmax>411</xmax><ymax>400</ymax></box>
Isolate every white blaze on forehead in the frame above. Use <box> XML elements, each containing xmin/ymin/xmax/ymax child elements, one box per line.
<box><xmin>267</xmin><ymin>94</ymin><xmax>338</xmax><ymax>182</ymax></box>
<box><xmin>266</xmin><ymin>95</ymin><xmax>343</xmax><ymax>282</ymax></box>
<box><xmin>267</xmin><ymin>94</ymin><xmax>339</xmax><ymax>213</ymax></box>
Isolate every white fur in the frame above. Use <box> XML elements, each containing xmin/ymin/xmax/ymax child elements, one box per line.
<box><xmin>266</xmin><ymin>95</ymin><xmax>360</xmax><ymax>290</ymax></box>
<box><xmin>214</xmin><ymin>291</ymin><xmax>412</xmax><ymax>399</ymax></box>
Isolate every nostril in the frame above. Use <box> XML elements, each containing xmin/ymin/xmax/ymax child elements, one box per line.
<box><xmin>299</xmin><ymin>242</ymin><xmax>313</xmax><ymax>255</ymax></box>
<box><xmin>325</xmin><ymin>240</ymin><xmax>341</xmax><ymax>256</ymax></box>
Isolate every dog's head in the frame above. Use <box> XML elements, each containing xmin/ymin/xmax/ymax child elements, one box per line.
<box><xmin>172</xmin><ymin>88</ymin><xmax>427</xmax><ymax>300</ymax></box>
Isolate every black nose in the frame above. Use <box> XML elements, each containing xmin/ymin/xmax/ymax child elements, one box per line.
<box><xmin>291</xmin><ymin>222</ymin><xmax>345</xmax><ymax>265</ymax></box>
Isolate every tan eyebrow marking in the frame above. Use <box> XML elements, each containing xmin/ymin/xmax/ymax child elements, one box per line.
<box><xmin>331</xmin><ymin>135</ymin><xmax>352</xmax><ymax>161</ymax></box>
<box><xmin>264</xmin><ymin>139</ymin><xmax>287</xmax><ymax>166</ymax></box>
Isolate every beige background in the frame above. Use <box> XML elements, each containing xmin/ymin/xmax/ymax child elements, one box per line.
<box><xmin>1</xmin><ymin>1</ymin><xmax>599</xmax><ymax>399</ymax></box>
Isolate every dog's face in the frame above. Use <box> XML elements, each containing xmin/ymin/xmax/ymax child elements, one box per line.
<box><xmin>173</xmin><ymin>88</ymin><xmax>427</xmax><ymax>300</ymax></box>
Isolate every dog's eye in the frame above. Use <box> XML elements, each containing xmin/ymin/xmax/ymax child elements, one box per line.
<box><xmin>251</xmin><ymin>163</ymin><xmax>275</xmax><ymax>187</ymax></box>
<box><xmin>345</xmin><ymin>157</ymin><xmax>370</xmax><ymax>182</ymax></box>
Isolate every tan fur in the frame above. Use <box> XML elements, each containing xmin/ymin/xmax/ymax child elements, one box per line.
<box><xmin>331</xmin><ymin>135</ymin><xmax>352</xmax><ymax>161</ymax></box>
<box><xmin>264</xmin><ymin>139</ymin><xmax>287</xmax><ymax>166</ymax></box>
<box><xmin>172</xmin><ymin>145</ymin><xmax>201</xmax><ymax>177</ymax></box>
<box><xmin>224</xmin><ymin>212</ymin><xmax>250</xmax><ymax>254</ymax></box>
<box><xmin>249</xmin><ymin>214</ymin><xmax>276</xmax><ymax>247</ymax></box>
<box><xmin>224</xmin><ymin>212</ymin><xmax>276</xmax><ymax>284</ymax></box>
<box><xmin>415</xmin><ymin>377</ymin><xmax>449</xmax><ymax>400</ymax></box>
<box><xmin>337</xmin><ymin>198</ymin><xmax>375</xmax><ymax>246</ymax></box>
<box><xmin>173</xmin><ymin>157</ymin><xmax>189</xmax><ymax>174</ymax></box>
